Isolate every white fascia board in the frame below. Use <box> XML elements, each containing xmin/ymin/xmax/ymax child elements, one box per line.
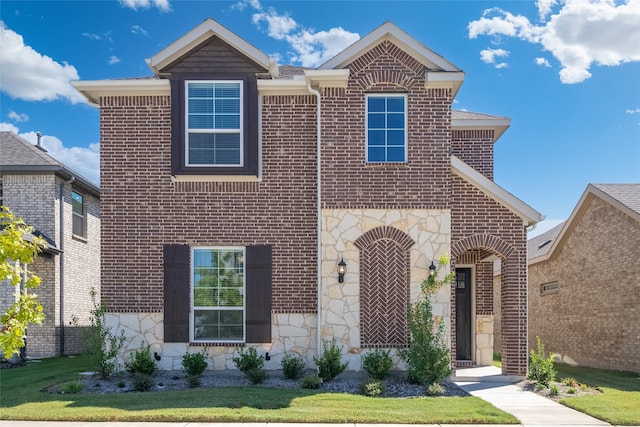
<box><xmin>257</xmin><ymin>79</ymin><xmax>310</xmax><ymax>96</ymax></box>
<box><xmin>304</xmin><ymin>69</ymin><xmax>350</xmax><ymax>88</ymax></box>
<box><xmin>452</xmin><ymin>117</ymin><xmax>511</xmax><ymax>141</ymax></box>
<box><xmin>146</xmin><ymin>18</ymin><xmax>270</xmax><ymax>75</ymax></box>
<box><xmin>72</xmin><ymin>79</ymin><xmax>170</xmax><ymax>107</ymax></box>
<box><xmin>451</xmin><ymin>155</ymin><xmax>543</xmax><ymax>226</ymax></box>
<box><xmin>425</xmin><ymin>71</ymin><xmax>465</xmax><ymax>98</ymax></box>
<box><xmin>319</xmin><ymin>21</ymin><xmax>460</xmax><ymax>72</ymax></box>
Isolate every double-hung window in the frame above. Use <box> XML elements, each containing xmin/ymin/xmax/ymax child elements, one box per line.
<box><xmin>191</xmin><ymin>247</ymin><xmax>245</xmax><ymax>342</ymax></box>
<box><xmin>71</xmin><ymin>191</ymin><xmax>85</xmax><ymax>237</ymax></box>
<box><xmin>186</xmin><ymin>81</ymin><xmax>243</xmax><ymax>167</ymax></box>
<box><xmin>366</xmin><ymin>94</ymin><xmax>407</xmax><ymax>162</ymax></box>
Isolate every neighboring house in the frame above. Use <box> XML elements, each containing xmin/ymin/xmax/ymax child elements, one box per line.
<box><xmin>528</xmin><ymin>184</ymin><xmax>640</xmax><ymax>372</ymax></box>
<box><xmin>73</xmin><ymin>19</ymin><xmax>541</xmax><ymax>375</ymax></box>
<box><xmin>0</xmin><ymin>132</ymin><xmax>100</xmax><ymax>358</ymax></box>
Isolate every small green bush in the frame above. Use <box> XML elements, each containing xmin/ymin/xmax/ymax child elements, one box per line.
<box><xmin>562</xmin><ymin>376</ymin><xmax>579</xmax><ymax>387</ymax></box>
<box><xmin>125</xmin><ymin>341</ymin><xmax>157</xmax><ymax>376</ymax></box>
<box><xmin>233</xmin><ymin>347</ymin><xmax>267</xmax><ymax>383</ymax></box>
<box><xmin>281</xmin><ymin>352</ymin><xmax>306</xmax><ymax>380</ymax></box>
<box><xmin>182</xmin><ymin>349</ymin><xmax>208</xmax><ymax>377</ymax></box>
<box><xmin>362</xmin><ymin>348</ymin><xmax>393</xmax><ymax>380</ymax></box>
<box><xmin>549</xmin><ymin>384</ymin><xmax>559</xmax><ymax>396</ymax></box>
<box><xmin>132</xmin><ymin>372</ymin><xmax>154</xmax><ymax>392</ymax></box>
<box><xmin>301</xmin><ymin>374</ymin><xmax>321</xmax><ymax>389</ymax></box>
<box><xmin>567</xmin><ymin>387</ymin><xmax>576</xmax><ymax>394</ymax></box>
<box><xmin>527</xmin><ymin>336</ymin><xmax>556</xmax><ymax>386</ymax></box>
<box><xmin>59</xmin><ymin>380</ymin><xmax>83</xmax><ymax>394</ymax></box>
<box><xmin>313</xmin><ymin>338</ymin><xmax>348</xmax><ymax>381</ymax></box>
<box><xmin>186</xmin><ymin>374</ymin><xmax>201</xmax><ymax>388</ymax></box>
<box><xmin>117</xmin><ymin>380</ymin><xmax>126</xmax><ymax>388</ymax></box>
<box><xmin>359</xmin><ymin>379</ymin><xmax>386</xmax><ymax>397</ymax></box>
<box><xmin>426</xmin><ymin>382</ymin><xmax>445</xmax><ymax>396</ymax></box>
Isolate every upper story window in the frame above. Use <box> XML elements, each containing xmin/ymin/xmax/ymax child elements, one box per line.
<box><xmin>186</xmin><ymin>81</ymin><xmax>243</xmax><ymax>167</ymax></box>
<box><xmin>366</xmin><ymin>94</ymin><xmax>407</xmax><ymax>163</ymax></box>
<box><xmin>71</xmin><ymin>191</ymin><xmax>86</xmax><ymax>237</ymax></box>
<box><xmin>191</xmin><ymin>247</ymin><xmax>245</xmax><ymax>343</ymax></box>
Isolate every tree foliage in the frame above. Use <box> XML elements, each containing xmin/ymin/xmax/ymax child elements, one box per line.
<box><xmin>0</xmin><ymin>206</ymin><xmax>46</xmax><ymax>357</ymax></box>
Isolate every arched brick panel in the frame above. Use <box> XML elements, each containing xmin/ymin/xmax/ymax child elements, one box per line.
<box><xmin>451</xmin><ymin>233</ymin><xmax>515</xmax><ymax>260</ymax></box>
<box><xmin>355</xmin><ymin>226</ymin><xmax>415</xmax><ymax>347</ymax></box>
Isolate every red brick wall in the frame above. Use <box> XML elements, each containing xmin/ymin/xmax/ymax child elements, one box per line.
<box><xmin>452</xmin><ymin>130</ymin><xmax>494</xmax><ymax>180</ymax></box>
<box><xmin>99</xmin><ymin>95</ymin><xmax>319</xmax><ymax>313</ymax></box>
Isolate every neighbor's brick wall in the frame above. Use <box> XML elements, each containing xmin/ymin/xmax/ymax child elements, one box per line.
<box><xmin>321</xmin><ymin>40</ymin><xmax>451</xmax><ymax>210</ymax></box>
<box><xmin>529</xmin><ymin>196</ymin><xmax>640</xmax><ymax>372</ymax></box>
<box><xmin>99</xmin><ymin>95</ymin><xmax>319</xmax><ymax>313</ymax></box>
<box><xmin>23</xmin><ymin>256</ymin><xmax>57</xmax><ymax>357</ymax></box>
<box><xmin>451</xmin><ymin>176</ymin><xmax>528</xmax><ymax>374</ymax></box>
<box><xmin>1</xmin><ymin>174</ymin><xmax>57</xmax><ymax>237</ymax></box>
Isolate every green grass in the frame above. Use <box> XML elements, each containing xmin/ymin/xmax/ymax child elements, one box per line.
<box><xmin>0</xmin><ymin>356</ymin><xmax>518</xmax><ymax>424</ymax></box>
<box><xmin>493</xmin><ymin>353</ymin><xmax>502</xmax><ymax>368</ymax></box>
<box><xmin>554</xmin><ymin>363</ymin><xmax>640</xmax><ymax>426</ymax></box>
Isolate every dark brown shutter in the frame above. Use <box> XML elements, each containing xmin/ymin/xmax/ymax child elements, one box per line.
<box><xmin>245</xmin><ymin>245</ymin><xmax>272</xmax><ymax>343</ymax></box>
<box><xmin>163</xmin><ymin>244</ymin><xmax>190</xmax><ymax>342</ymax></box>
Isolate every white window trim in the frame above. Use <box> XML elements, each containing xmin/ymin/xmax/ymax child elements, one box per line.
<box><xmin>365</xmin><ymin>93</ymin><xmax>408</xmax><ymax>163</ymax></box>
<box><xmin>190</xmin><ymin>246</ymin><xmax>246</xmax><ymax>343</ymax></box>
<box><xmin>71</xmin><ymin>190</ymin><xmax>86</xmax><ymax>238</ymax></box>
<box><xmin>185</xmin><ymin>80</ymin><xmax>244</xmax><ymax>168</ymax></box>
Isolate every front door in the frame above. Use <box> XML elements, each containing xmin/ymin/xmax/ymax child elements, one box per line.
<box><xmin>455</xmin><ymin>268</ymin><xmax>472</xmax><ymax>361</ymax></box>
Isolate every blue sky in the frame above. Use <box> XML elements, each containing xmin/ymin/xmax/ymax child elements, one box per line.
<box><xmin>1</xmin><ymin>0</ymin><xmax>639</xmax><ymax>237</ymax></box>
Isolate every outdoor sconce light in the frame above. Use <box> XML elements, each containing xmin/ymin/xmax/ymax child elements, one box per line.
<box><xmin>337</xmin><ymin>258</ymin><xmax>347</xmax><ymax>283</ymax></box>
<box><xmin>429</xmin><ymin>261</ymin><xmax>437</xmax><ymax>277</ymax></box>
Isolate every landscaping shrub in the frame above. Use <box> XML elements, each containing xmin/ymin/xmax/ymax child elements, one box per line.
<box><xmin>314</xmin><ymin>338</ymin><xmax>348</xmax><ymax>381</ymax></box>
<box><xmin>549</xmin><ymin>384</ymin><xmax>559</xmax><ymax>396</ymax></box>
<box><xmin>359</xmin><ymin>379</ymin><xmax>386</xmax><ymax>397</ymax></box>
<box><xmin>362</xmin><ymin>348</ymin><xmax>393</xmax><ymax>380</ymax></box>
<box><xmin>59</xmin><ymin>380</ymin><xmax>83</xmax><ymax>394</ymax></box>
<box><xmin>426</xmin><ymin>382</ymin><xmax>445</xmax><ymax>396</ymax></box>
<box><xmin>182</xmin><ymin>349</ymin><xmax>208</xmax><ymax>377</ymax></box>
<box><xmin>527</xmin><ymin>336</ymin><xmax>556</xmax><ymax>386</ymax></box>
<box><xmin>281</xmin><ymin>352</ymin><xmax>306</xmax><ymax>380</ymax></box>
<box><xmin>125</xmin><ymin>341</ymin><xmax>157</xmax><ymax>376</ymax></box>
<box><xmin>301</xmin><ymin>374</ymin><xmax>321</xmax><ymax>389</ymax></box>
<box><xmin>233</xmin><ymin>347</ymin><xmax>267</xmax><ymax>384</ymax></box>
<box><xmin>132</xmin><ymin>372</ymin><xmax>154</xmax><ymax>392</ymax></box>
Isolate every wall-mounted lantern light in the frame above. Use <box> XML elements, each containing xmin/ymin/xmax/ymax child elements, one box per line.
<box><xmin>428</xmin><ymin>261</ymin><xmax>437</xmax><ymax>277</ymax></box>
<box><xmin>337</xmin><ymin>258</ymin><xmax>347</xmax><ymax>283</ymax></box>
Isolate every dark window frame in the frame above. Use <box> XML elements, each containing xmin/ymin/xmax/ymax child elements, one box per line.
<box><xmin>71</xmin><ymin>190</ymin><xmax>86</xmax><ymax>238</ymax></box>
<box><xmin>170</xmin><ymin>73</ymin><xmax>259</xmax><ymax>177</ymax></box>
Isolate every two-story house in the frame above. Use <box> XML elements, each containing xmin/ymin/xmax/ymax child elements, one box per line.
<box><xmin>73</xmin><ymin>19</ymin><xmax>541</xmax><ymax>376</ymax></box>
<box><xmin>0</xmin><ymin>131</ymin><xmax>100</xmax><ymax>358</ymax></box>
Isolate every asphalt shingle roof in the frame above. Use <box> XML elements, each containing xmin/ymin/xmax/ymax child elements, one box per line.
<box><xmin>0</xmin><ymin>131</ymin><xmax>60</xmax><ymax>167</ymax></box>
<box><xmin>592</xmin><ymin>183</ymin><xmax>640</xmax><ymax>216</ymax></box>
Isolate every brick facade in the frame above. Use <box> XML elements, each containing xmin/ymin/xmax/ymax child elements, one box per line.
<box><xmin>0</xmin><ymin>170</ymin><xmax>100</xmax><ymax>357</ymax></box>
<box><xmin>529</xmin><ymin>195</ymin><xmax>640</xmax><ymax>372</ymax></box>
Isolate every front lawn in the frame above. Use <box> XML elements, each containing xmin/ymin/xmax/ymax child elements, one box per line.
<box><xmin>0</xmin><ymin>356</ymin><xmax>518</xmax><ymax>424</ymax></box>
<box><xmin>555</xmin><ymin>363</ymin><xmax>640</xmax><ymax>426</ymax></box>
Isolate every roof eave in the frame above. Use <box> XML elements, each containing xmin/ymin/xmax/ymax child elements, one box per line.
<box><xmin>72</xmin><ymin>79</ymin><xmax>170</xmax><ymax>107</ymax></box>
<box><xmin>451</xmin><ymin>155</ymin><xmax>543</xmax><ymax>226</ymax></box>
<box><xmin>452</xmin><ymin>117</ymin><xmax>511</xmax><ymax>142</ymax></box>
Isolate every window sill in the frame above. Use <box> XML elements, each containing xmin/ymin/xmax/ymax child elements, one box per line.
<box><xmin>72</xmin><ymin>234</ymin><xmax>88</xmax><ymax>243</ymax></box>
<box><xmin>172</xmin><ymin>175</ymin><xmax>261</xmax><ymax>183</ymax></box>
<box><xmin>189</xmin><ymin>342</ymin><xmax>246</xmax><ymax>347</ymax></box>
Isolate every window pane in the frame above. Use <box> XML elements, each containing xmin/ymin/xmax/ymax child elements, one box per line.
<box><xmin>386</xmin><ymin>97</ymin><xmax>404</xmax><ymax>112</ymax></box>
<box><xmin>368</xmin><ymin>97</ymin><xmax>386</xmax><ymax>112</ymax></box>
<box><xmin>387</xmin><ymin>147</ymin><xmax>405</xmax><ymax>162</ymax></box>
<box><xmin>188</xmin><ymin>115</ymin><xmax>214</xmax><ymax>129</ymax></box>
<box><xmin>368</xmin><ymin>147</ymin><xmax>385</xmax><ymax>162</ymax></box>
<box><xmin>194</xmin><ymin>288</ymin><xmax>218</xmax><ymax>307</ymax></box>
<box><xmin>387</xmin><ymin>130</ymin><xmax>405</xmax><ymax>145</ymax></box>
<box><xmin>193</xmin><ymin>310</ymin><xmax>243</xmax><ymax>341</ymax></box>
<box><xmin>368</xmin><ymin>113</ymin><xmax>385</xmax><ymax>129</ymax></box>
<box><xmin>215</xmin><ymin>84</ymin><xmax>240</xmax><ymax>98</ymax></box>
<box><xmin>368</xmin><ymin>130</ymin><xmax>385</xmax><ymax>146</ymax></box>
<box><xmin>214</xmin><ymin>114</ymin><xmax>240</xmax><ymax>129</ymax></box>
<box><xmin>215</xmin><ymin>98</ymin><xmax>240</xmax><ymax>114</ymax></box>
<box><xmin>72</xmin><ymin>192</ymin><xmax>83</xmax><ymax>214</ymax></box>
<box><xmin>189</xmin><ymin>98</ymin><xmax>213</xmax><ymax>114</ymax></box>
<box><xmin>188</xmin><ymin>83</ymin><xmax>214</xmax><ymax>98</ymax></box>
<box><xmin>188</xmin><ymin>133</ymin><xmax>241</xmax><ymax>166</ymax></box>
<box><xmin>387</xmin><ymin>113</ymin><xmax>404</xmax><ymax>129</ymax></box>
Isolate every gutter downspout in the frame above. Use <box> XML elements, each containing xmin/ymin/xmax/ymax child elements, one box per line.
<box><xmin>307</xmin><ymin>80</ymin><xmax>322</xmax><ymax>363</ymax></box>
<box><xmin>59</xmin><ymin>176</ymin><xmax>75</xmax><ymax>355</ymax></box>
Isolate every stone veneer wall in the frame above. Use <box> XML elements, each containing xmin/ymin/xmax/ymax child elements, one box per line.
<box><xmin>321</xmin><ymin>208</ymin><xmax>451</xmax><ymax>371</ymax></box>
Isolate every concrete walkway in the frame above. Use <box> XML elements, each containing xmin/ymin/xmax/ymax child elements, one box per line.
<box><xmin>3</xmin><ymin>366</ymin><xmax>629</xmax><ymax>427</ymax></box>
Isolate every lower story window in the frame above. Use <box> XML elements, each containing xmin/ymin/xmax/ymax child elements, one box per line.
<box><xmin>191</xmin><ymin>247</ymin><xmax>245</xmax><ymax>342</ymax></box>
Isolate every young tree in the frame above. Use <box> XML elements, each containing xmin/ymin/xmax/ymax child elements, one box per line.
<box><xmin>0</xmin><ymin>206</ymin><xmax>46</xmax><ymax>357</ymax></box>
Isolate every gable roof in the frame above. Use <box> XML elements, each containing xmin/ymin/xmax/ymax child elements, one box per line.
<box><xmin>451</xmin><ymin>155</ymin><xmax>543</xmax><ymax>226</ymax></box>
<box><xmin>146</xmin><ymin>18</ymin><xmax>274</xmax><ymax>77</ymax></box>
<box><xmin>527</xmin><ymin>221</ymin><xmax>565</xmax><ymax>259</ymax></box>
<box><xmin>0</xmin><ymin>131</ymin><xmax>100</xmax><ymax>197</ymax></box>
<box><xmin>452</xmin><ymin>110</ymin><xmax>510</xmax><ymax>142</ymax></box>
<box><xmin>529</xmin><ymin>183</ymin><xmax>640</xmax><ymax>265</ymax></box>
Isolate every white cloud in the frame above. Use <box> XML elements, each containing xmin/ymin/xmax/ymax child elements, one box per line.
<box><xmin>119</xmin><ymin>0</ymin><xmax>171</xmax><ymax>12</ymax></box>
<box><xmin>82</xmin><ymin>32</ymin><xmax>102</xmax><ymax>40</ymax></box>
<box><xmin>131</xmin><ymin>25</ymin><xmax>149</xmax><ymax>37</ymax></box>
<box><xmin>0</xmin><ymin>22</ymin><xmax>85</xmax><ymax>103</ymax></box>
<box><xmin>8</xmin><ymin>111</ymin><xmax>29</xmax><ymax>122</ymax></box>
<box><xmin>237</xmin><ymin>0</ymin><xmax>359</xmax><ymax>67</ymax></box>
<box><xmin>480</xmin><ymin>48</ymin><xmax>510</xmax><ymax>69</ymax></box>
<box><xmin>468</xmin><ymin>0</ymin><xmax>640</xmax><ymax>84</ymax></box>
<box><xmin>626</xmin><ymin>107</ymin><xmax>640</xmax><ymax>114</ymax></box>
<box><xmin>108</xmin><ymin>55</ymin><xmax>121</xmax><ymax>65</ymax></box>
<box><xmin>535</xmin><ymin>57</ymin><xmax>552</xmax><ymax>67</ymax></box>
<box><xmin>0</xmin><ymin>123</ymin><xmax>100</xmax><ymax>185</ymax></box>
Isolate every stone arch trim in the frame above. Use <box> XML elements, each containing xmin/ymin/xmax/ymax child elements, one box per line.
<box><xmin>355</xmin><ymin>226</ymin><xmax>415</xmax><ymax>347</ymax></box>
<box><xmin>451</xmin><ymin>234</ymin><xmax>516</xmax><ymax>260</ymax></box>
<box><xmin>354</xmin><ymin>226</ymin><xmax>415</xmax><ymax>251</ymax></box>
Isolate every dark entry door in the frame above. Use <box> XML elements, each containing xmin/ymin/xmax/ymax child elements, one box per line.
<box><xmin>455</xmin><ymin>268</ymin><xmax>472</xmax><ymax>360</ymax></box>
